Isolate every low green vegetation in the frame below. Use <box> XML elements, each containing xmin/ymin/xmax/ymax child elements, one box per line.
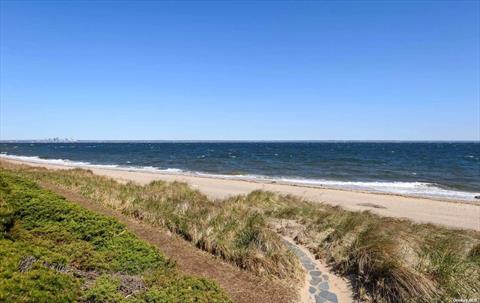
<box><xmin>0</xmin><ymin>170</ymin><xmax>231</xmax><ymax>303</ymax></box>
<box><xmin>3</xmin><ymin>165</ymin><xmax>480</xmax><ymax>302</ymax></box>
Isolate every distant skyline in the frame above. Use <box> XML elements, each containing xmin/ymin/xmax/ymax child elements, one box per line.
<box><xmin>1</xmin><ymin>1</ymin><xmax>479</xmax><ymax>141</ymax></box>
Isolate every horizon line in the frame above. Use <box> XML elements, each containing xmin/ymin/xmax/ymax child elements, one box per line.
<box><xmin>1</xmin><ymin>139</ymin><xmax>479</xmax><ymax>143</ymax></box>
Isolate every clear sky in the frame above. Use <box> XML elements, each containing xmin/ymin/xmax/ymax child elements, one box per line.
<box><xmin>1</xmin><ymin>1</ymin><xmax>479</xmax><ymax>141</ymax></box>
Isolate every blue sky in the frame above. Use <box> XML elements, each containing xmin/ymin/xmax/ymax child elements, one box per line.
<box><xmin>1</xmin><ymin>1</ymin><xmax>478</xmax><ymax>140</ymax></box>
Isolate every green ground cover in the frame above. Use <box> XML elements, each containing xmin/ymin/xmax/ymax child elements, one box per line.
<box><xmin>0</xmin><ymin>170</ymin><xmax>231</xmax><ymax>303</ymax></box>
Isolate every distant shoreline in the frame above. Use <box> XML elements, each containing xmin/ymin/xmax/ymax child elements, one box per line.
<box><xmin>1</xmin><ymin>156</ymin><xmax>479</xmax><ymax>231</ymax></box>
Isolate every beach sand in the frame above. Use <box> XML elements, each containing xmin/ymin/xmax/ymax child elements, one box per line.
<box><xmin>1</xmin><ymin>157</ymin><xmax>479</xmax><ymax>231</ymax></box>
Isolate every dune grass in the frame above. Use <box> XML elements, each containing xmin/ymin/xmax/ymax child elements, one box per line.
<box><xmin>3</xmin><ymin>164</ymin><xmax>480</xmax><ymax>302</ymax></box>
<box><xmin>13</xmin><ymin>167</ymin><xmax>301</xmax><ymax>280</ymax></box>
<box><xmin>0</xmin><ymin>170</ymin><xmax>231</xmax><ymax>303</ymax></box>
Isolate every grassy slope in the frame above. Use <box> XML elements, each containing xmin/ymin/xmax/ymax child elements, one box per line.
<box><xmin>4</xmin><ymin>165</ymin><xmax>480</xmax><ymax>302</ymax></box>
<box><xmin>20</xmin><ymin>168</ymin><xmax>301</xmax><ymax>280</ymax></box>
<box><xmin>240</xmin><ymin>191</ymin><xmax>480</xmax><ymax>302</ymax></box>
<box><xmin>0</xmin><ymin>171</ymin><xmax>231</xmax><ymax>303</ymax></box>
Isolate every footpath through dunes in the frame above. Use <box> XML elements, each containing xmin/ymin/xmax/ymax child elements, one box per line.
<box><xmin>283</xmin><ymin>238</ymin><xmax>354</xmax><ymax>303</ymax></box>
<box><xmin>38</xmin><ymin>181</ymin><xmax>298</xmax><ymax>303</ymax></box>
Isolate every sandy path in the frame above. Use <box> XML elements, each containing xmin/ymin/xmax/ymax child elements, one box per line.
<box><xmin>1</xmin><ymin>158</ymin><xmax>479</xmax><ymax>231</ymax></box>
<box><xmin>38</xmin><ymin>181</ymin><xmax>297</xmax><ymax>303</ymax></box>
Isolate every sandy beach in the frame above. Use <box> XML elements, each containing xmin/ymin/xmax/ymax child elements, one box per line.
<box><xmin>1</xmin><ymin>157</ymin><xmax>479</xmax><ymax>231</ymax></box>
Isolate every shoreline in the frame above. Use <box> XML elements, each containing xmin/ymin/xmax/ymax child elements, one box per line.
<box><xmin>1</xmin><ymin>154</ymin><xmax>478</xmax><ymax>203</ymax></box>
<box><xmin>1</xmin><ymin>157</ymin><xmax>479</xmax><ymax>231</ymax></box>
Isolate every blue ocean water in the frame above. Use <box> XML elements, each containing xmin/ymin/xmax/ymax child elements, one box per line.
<box><xmin>1</xmin><ymin>142</ymin><xmax>479</xmax><ymax>200</ymax></box>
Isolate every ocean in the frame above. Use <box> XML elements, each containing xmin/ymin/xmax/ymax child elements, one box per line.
<box><xmin>1</xmin><ymin>142</ymin><xmax>479</xmax><ymax>201</ymax></box>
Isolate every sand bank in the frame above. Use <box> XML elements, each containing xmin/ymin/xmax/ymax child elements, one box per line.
<box><xmin>1</xmin><ymin>157</ymin><xmax>479</xmax><ymax>231</ymax></box>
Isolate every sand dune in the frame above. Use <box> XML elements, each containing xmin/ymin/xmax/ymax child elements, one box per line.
<box><xmin>1</xmin><ymin>157</ymin><xmax>479</xmax><ymax>231</ymax></box>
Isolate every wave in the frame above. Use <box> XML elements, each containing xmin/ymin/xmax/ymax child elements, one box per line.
<box><xmin>192</xmin><ymin>173</ymin><xmax>479</xmax><ymax>200</ymax></box>
<box><xmin>0</xmin><ymin>154</ymin><xmax>182</xmax><ymax>174</ymax></box>
<box><xmin>1</xmin><ymin>153</ymin><xmax>478</xmax><ymax>201</ymax></box>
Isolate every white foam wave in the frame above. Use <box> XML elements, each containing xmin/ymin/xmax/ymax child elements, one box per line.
<box><xmin>1</xmin><ymin>154</ymin><xmax>92</xmax><ymax>167</ymax></box>
<box><xmin>191</xmin><ymin>173</ymin><xmax>479</xmax><ymax>200</ymax></box>
<box><xmin>0</xmin><ymin>154</ymin><xmax>183</xmax><ymax>174</ymax></box>
<box><xmin>1</xmin><ymin>153</ymin><xmax>478</xmax><ymax>201</ymax></box>
<box><xmin>276</xmin><ymin>178</ymin><xmax>478</xmax><ymax>200</ymax></box>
